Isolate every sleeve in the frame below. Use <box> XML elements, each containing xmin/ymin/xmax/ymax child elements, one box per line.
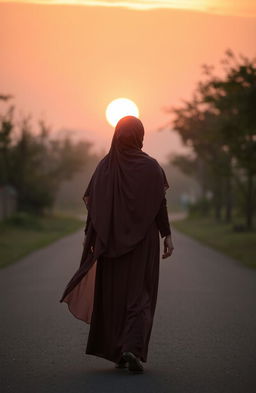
<box><xmin>82</xmin><ymin>179</ymin><xmax>92</xmax><ymax>206</ymax></box>
<box><xmin>155</xmin><ymin>197</ymin><xmax>171</xmax><ymax>238</ymax></box>
<box><xmin>82</xmin><ymin>169</ymin><xmax>97</xmax><ymax>206</ymax></box>
<box><xmin>83</xmin><ymin>176</ymin><xmax>93</xmax><ymax>234</ymax></box>
<box><xmin>83</xmin><ymin>189</ymin><xmax>90</xmax><ymax>234</ymax></box>
<box><xmin>84</xmin><ymin>212</ymin><xmax>91</xmax><ymax>235</ymax></box>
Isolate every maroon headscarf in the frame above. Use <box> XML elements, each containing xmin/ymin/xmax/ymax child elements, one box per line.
<box><xmin>84</xmin><ymin>115</ymin><xmax>169</xmax><ymax>258</ymax></box>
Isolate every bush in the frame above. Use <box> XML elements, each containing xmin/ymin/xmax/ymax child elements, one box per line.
<box><xmin>188</xmin><ymin>198</ymin><xmax>212</xmax><ymax>217</ymax></box>
<box><xmin>5</xmin><ymin>212</ymin><xmax>42</xmax><ymax>230</ymax></box>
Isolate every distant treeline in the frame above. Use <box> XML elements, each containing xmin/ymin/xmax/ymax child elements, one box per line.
<box><xmin>0</xmin><ymin>96</ymin><xmax>97</xmax><ymax>214</ymax></box>
<box><xmin>169</xmin><ymin>50</ymin><xmax>256</xmax><ymax>230</ymax></box>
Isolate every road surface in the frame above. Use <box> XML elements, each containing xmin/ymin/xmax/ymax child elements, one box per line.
<box><xmin>1</xmin><ymin>228</ymin><xmax>256</xmax><ymax>393</ymax></box>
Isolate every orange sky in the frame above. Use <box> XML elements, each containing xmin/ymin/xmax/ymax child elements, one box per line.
<box><xmin>1</xmin><ymin>2</ymin><xmax>256</xmax><ymax>162</ymax></box>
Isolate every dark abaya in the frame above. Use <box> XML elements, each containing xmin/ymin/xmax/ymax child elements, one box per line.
<box><xmin>60</xmin><ymin>115</ymin><xmax>171</xmax><ymax>364</ymax></box>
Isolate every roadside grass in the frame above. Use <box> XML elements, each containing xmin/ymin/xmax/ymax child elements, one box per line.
<box><xmin>0</xmin><ymin>212</ymin><xmax>84</xmax><ymax>269</ymax></box>
<box><xmin>173</xmin><ymin>216</ymin><xmax>256</xmax><ymax>268</ymax></box>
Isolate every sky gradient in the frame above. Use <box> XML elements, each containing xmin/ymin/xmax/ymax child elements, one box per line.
<box><xmin>1</xmin><ymin>2</ymin><xmax>256</xmax><ymax>162</ymax></box>
<box><xmin>2</xmin><ymin>1</ymin><xmax>256</xmax><ymax>17</ymax></box>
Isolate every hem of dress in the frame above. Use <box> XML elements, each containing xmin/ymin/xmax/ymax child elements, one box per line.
<box><xmin>85</xmin><ymin>349</ymin><xmax>147</xmax><ymax>364</ymax></box>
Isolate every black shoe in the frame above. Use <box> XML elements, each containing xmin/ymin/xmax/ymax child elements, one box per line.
<box><xmin>115</xmin><ymin>357</ymin><xmax>128</xmax><ymax>369</ymax></box>
<box><xmin>122</xmin><ymin>352</ymin><xmax>144</xmax><ymax>374</ymax></box>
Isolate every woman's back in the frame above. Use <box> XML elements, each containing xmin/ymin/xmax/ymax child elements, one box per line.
<box><xmin>84</xmin><ymin>116</ymin><xmax>168</xmax><ymax>258</ymax></box>
<box><xmin>60</xmin><ymin>116</ymin><xmax>174</xmax><ymax>373</ymax></box>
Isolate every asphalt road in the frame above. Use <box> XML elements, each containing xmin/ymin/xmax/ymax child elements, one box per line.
<box><xmin>1</xmin><ymin>227</ymin><xmax>256</xmax><ymax>393</ymax></box>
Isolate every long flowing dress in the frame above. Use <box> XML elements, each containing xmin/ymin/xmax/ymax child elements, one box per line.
<box><xmin>86</xmin><ymin>198</ymin><xmax>170</xmax><ymax>363</ymax></box>
<box><xmin>59</xmin><ymin>116</ymin><xmax>171</xmax><ymax>364</ymax></box>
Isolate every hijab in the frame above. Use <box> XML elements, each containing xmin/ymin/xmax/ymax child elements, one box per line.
<box><xmin>84</xmin><ymin>115</ymin><xmax>169</xmax><ymax>258</ymax></box>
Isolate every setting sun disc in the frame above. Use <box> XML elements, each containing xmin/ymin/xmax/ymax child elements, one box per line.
<box><xmin>106</xmin><ymin>98</ymin><xmax>139</xmax><ymax>127</ymax></box>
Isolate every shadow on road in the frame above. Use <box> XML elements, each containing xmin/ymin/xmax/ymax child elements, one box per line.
<box><xmin>51</xmin><ymin>367</ymin><xmax>169</xmax><ymax>393</ymax></box>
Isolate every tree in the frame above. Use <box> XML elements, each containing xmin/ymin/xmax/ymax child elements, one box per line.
<box><xmin>202</xmin><ymin>51</ymin><xmax>256</xmax><ymax>229</ymax></box>
<box><xmin>0</xmin><ymin>95</ymin><xmax>94</xmax><ymax>214</ymax></box>
<box><xmin>167</xmin><ymin>50</ymin><xmax>256</xmax><ymax>230</ymax></box>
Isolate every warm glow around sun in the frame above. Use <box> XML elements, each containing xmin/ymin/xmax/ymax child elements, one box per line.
<box><xmin>106</xmin><ymin>98</ymin><xmax>140</xmax><ymax>127</ymax></box>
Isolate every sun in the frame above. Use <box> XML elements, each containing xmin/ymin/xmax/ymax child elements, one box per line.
<box><xmin>106</xmin><ymin>98</ymin><xmax>140</xmax><ymax>127</ymax></box>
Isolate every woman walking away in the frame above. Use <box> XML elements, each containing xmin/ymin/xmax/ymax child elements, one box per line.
<box><xmin>59</xmin><ymin>115</ymin><xmax>174</xmax><ymax>374</ymax></box>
